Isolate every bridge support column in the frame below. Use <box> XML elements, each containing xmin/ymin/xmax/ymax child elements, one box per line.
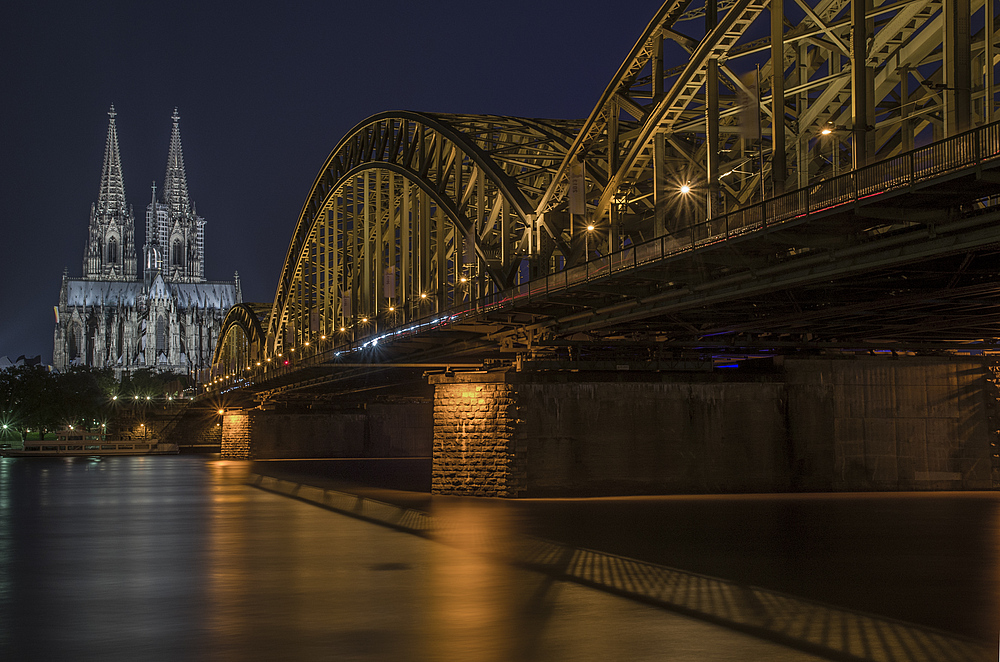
<box><xmin>221</xmin><ymin>409</ymin><xmax>252</xmax><ymax>459</ymax></box>
<box><xmin>219</xmin><ymin>398</ymin><xmax>433</xmax><ymax>460</ymax></box>
<box><xmin>430</xmin><ymin>357</ymin><xmax>997</xmax><ymax>497</ymax></box>
<box><xmin>430</xmin><ymin>372</ymin><xmax>523</xmax><ymax>497</ymax></box>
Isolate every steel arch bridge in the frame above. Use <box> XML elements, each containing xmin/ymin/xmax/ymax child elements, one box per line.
<box><xmin>213</xmin><ymin>303</ymin><xmax>268</xmax><ymax>378</ymax></box>
<box><xmin>214</xmin><ymin>0</ymin><xmax>1000</xmax><ymax>382</ymax></box>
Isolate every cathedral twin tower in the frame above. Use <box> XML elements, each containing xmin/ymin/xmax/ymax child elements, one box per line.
<box><xmin>83</xmin><ymin>105</ymin><xmax>204</xmax><ymax>284</ymax></box>
<box><xmin>54</xmin><ymin>106</ymin><xmax>239</xmax><ymax>375</ymax></box>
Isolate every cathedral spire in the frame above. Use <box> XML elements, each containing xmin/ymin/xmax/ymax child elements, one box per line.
<box><xmin>97</xmin><ymin>104</ymin><xmax>127</xmax><ymax>220</ymax></box>
<box><xmin>85</xmin><ymin>104</ymin><xmax>136</xmax><ymax>281</ymax></box>
<box><xmin>162</xmin><ymin>108</ymin><xmax>190</xmax><ymax>217</ymax></box>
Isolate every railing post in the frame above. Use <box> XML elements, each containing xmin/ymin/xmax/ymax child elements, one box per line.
<box><xmin>975</xmin><ymin>126</ymin><xmax>982</xmax><ymax>169</ymax></box>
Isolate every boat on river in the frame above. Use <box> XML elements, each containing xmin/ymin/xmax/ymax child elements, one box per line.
<box><xmin>1</xmin><ymin>430</ymin><xmax>178</xmax><ymax>457</ymax></box>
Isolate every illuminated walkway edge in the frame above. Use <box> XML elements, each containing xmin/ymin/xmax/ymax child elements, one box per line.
<box><xmin>247</xmin><ymin>473</ymin><xmax>991</xmax><ymax>662</ymax></box>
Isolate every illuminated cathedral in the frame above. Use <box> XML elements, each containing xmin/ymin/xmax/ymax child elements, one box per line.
<box><xmin>53</xmin><ymin>106</ymin><xmax>240</xmax><ymax>376</ymax></box>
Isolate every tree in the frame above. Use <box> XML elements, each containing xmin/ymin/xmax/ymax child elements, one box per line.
<box><xmin>54</xmin><ymin>366</ymin><xmax>116</xmax><ymax>430</ymax></box>
<box><xmin>2</xmin><ymin>365</ymin><xmax>60</xmax><ymax>438</ymax></box>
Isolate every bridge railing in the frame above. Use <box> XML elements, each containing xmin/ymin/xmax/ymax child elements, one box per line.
<box><xmin>477</xmin><ymin>119</ymin><xmax>1000</xmax><ymax>313</ymax></box>
<box><xmin>679</xmin><ymin>119</ymin><xmax>1000</xmax><ymax>258</ymax></box>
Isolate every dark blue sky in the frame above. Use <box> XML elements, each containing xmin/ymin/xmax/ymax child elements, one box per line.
<box><xmin>1</xmin><ymin>0</ymin><xmax>661</xmax><ymax>363</ymax></box>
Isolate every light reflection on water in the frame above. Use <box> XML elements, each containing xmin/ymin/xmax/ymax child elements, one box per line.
<box><xmin>0</xmin><ymin>455</ymin><xmax>994</xmax><ymax>662</ymax></box>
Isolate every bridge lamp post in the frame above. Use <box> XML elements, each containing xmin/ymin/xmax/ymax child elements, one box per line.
<box><xmin>458</xmin><ymin>276</ymin><xmax>469</xmax><ymax>304</ymax></box>
<box><xmin>585</xmin><ymin>224</ymin><xmax>596</xmax><ymax>260</ymax></box>
<box><xmin>819</xmin><ymin>122</ymin><xmax>874</xmax><ymax>172</ymax></box>
<box><xmin>819</xmin><ymin>124</ymin><xmax>841</xmax><ymax>176</ymax></box>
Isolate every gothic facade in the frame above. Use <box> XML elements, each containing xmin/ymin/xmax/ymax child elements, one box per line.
<box><xmin>54</xmin><ymin>106</ymin><xmax>240</xmax><ymax>377</ymax></box>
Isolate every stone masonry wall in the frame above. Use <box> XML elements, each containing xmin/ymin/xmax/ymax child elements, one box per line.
<box><xmin>516</xmin><ymin>380</ymin><xmax>787</xmax><ymax>496</ymax></box>
<box><xmin>431</xmin><ymin>374</ymin><xmax>520</xmax><ymax>496</ymax></box>
<box><xmin>430</xmin><ymin>357</ymin><xmax>996</xmax><ymax>497</ymax></box>
<box><xmin>785</xmin><ymin>358</ymin><xmax>995</xmax><ymax>490</ymax></box>
<box><xmin>217</xmin><ymin>400</ymin><xmax>434</xmax><ymax>460</ymax></box>
<box><xmin>221</xmin><ymin>411</ymin><xmax>252</xmax><ymax>459</ymax></box>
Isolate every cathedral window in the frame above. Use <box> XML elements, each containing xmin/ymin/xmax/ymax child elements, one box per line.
<box><xmin>156</xmin><ymin>317</ymin><xmax>167</xmax><ymax>355</ymax></box>
<box><xmin>68</xmin><ymin>324</ymin><xmax>80</xmax><ymax>361</ymax></box>
<box><xmin>107</xmin><ymin>237</ymin><xmax>118</xmax><ymax>264</ymax></box>
<box><xmin>172</xmin><ymin>240</ymin><xmax>183</xmax><ymax>266</ymax></box>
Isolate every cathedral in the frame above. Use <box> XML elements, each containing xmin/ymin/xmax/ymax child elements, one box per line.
<box><xmin>53</xmin><ymin>106</ymin><xmax>240</xmax><ymax>377</ymax></box>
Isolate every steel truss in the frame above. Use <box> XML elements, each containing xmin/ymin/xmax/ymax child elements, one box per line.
<box><xmin>541</xmin><ymin>0</ymin><xmax>996</xmax><ymax>252</ymax></box>
<box><xmin>233</xmin><ymin>0</ymin><xmax>999</xmax><ymax>375</ymax></box>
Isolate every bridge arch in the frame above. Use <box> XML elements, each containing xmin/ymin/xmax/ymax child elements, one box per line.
<box><xmin>266</xmin><ymin>111</ymin><xmax>579</xmax><ymax>355</ymax></box>
<box><xmin>213</xmin><ymin>303</ymin><xmax>268</xmax><ymax>378</ymax></box>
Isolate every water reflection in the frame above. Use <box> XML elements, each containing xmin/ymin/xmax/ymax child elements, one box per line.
<box><xmin>1</xmin><ymin>456</ymin><xmax>993</xmax><ymax>662</ymax></box>
<box><xmin>251</xmin><ymin>472</ymin><xmax>996</xmax><ymax>662</ymax></box>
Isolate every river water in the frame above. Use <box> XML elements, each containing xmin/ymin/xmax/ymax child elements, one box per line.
<box><xmin>0</xmin><ymin>455</ymin><xmax>996</xmax><ymax>661</ymax></box>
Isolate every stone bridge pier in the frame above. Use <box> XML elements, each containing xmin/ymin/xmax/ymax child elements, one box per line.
<box><xmin>218</xmin><ymin>357</ymin><xmax>998</xmax><ymax>497</ymax></box>
<box><xmin>429</xmin><ymin>357</ymin><xmax>998</xmax><ymax>497</ymax></box>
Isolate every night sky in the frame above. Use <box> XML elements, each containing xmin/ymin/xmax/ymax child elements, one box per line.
<box><xmin>1</xmin><ymin>0</ymin><xmax>661</xmax><ymax>364</ymax></box>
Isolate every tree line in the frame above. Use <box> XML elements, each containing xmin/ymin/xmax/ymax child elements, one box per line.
<box><xmin>0</xmin><ymin>366</ymin><xmax>186</xmax><ymax>441</ymax></box>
